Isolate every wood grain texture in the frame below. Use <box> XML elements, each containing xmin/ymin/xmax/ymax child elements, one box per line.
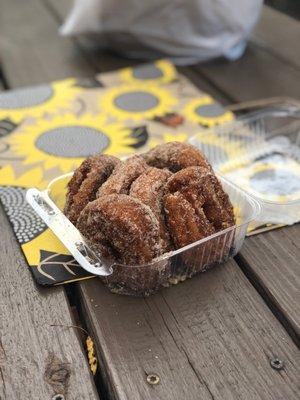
<box><xmin>253</xmin><ymin>6</ymin><xmax>300</xmax><ymax>69</ymax></box>
<box><xmin>191</xmin><ymin>7</ymin><xmax>300</xmax><ymax>350</ymax></box>
<box><xmin>194</xmin><ymin>6</ymin><xmax>300</xmax><ymax>102</ymax></box>
<box><xmin>0</xmin><ymin>1</ymin><xmax>99</xmax><ymax>398</ymax></box>
<box><xmin>194</xmin><ymin>44</ymin><xmax>300</xmax><ymax>102</ymax></box>
<box><xmin>0</xmin><ymin>0</ymin><xmax>95</xmax><ymax>86</ymax></box>
<box><xmin>79</xmin><ymin>260</ymin><xmax>300</xmax><ymax>400</ymax></box>
<box><xmin>237</xmin><ymin>225</ymin><xmax>300</xmax><ymax>346</ymax></box>
<box><xmin>0</xmin><ymin>207</ymin><xmax>99</xmax><ymax>399</ymax></box>
<box><xmin>42</xmin><ymin>0</ymin><xmax>140</xmax><ymax>73</ymax></box>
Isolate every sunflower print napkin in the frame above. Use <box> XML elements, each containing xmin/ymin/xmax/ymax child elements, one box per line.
<box><xmin>0</xmin><ymin>60</ymin><xmax>234</xmax><ymax>285</ymax></box>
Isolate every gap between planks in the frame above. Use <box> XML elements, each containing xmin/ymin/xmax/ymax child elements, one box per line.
<box><xmin>235</xmin><ymin>224</ymin><xmax>300</xmax><ymax>348</ymax></box>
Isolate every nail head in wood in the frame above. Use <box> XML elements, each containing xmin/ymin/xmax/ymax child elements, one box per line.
<box><xmin>270</xmin><ymin>358</ymin><xmax>284</xmax><ymax>370</ymax></box>
<box><xmin>52</xmin><ymin>395</ymin><xmax>65</xmax><ymax>400</ymax></box>
<box><xmin>146</xmin><ymin>373</ymin><xmax>160</xmax><ymax>385</ymax></box>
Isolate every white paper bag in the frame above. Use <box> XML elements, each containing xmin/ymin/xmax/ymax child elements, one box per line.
<box><xmin>61</xmin><ymin>0</ymin><xmax>263</xmax><ymax>65</ymax></box>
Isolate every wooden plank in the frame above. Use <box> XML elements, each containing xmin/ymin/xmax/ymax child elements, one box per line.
<box><xmin>0</xmin><ymin>1</ymin><xmax>99</xmax><ymax>397</ymax></box>
<box><xmin>41</xmin><ymin>0</ymin><xmax>139</xmax><ymax>73</ymax></box>
<box><xmin>237</xmin><ymin>225</ymin><xmax>300</xmax><ymax>346</ymax></box>
<box><xmin>0</xmin><ymin>207</ymin><xmax>99</xmax><ymax>399</ymax></box>
<box><xmin>253</xmin><ymin>6</ymin><xmax>300</xmax><ymax>69</ymax></box>
<box><xmin>193</xmin><ymin>8</ymin><xmax>300</xmax><ymax>350</ymax></box>
<box><xmin>194</xmin><ymin>7</ymin><xmax>300</xmax><ymax>103</ymax></box>
<box><xmin>79</xmin><ymin>260</ymin><xmax>300</xmax><ymax>400</ymax></box>
<box><xmin>0</xmin><ymin>0</ymin><xmax>96</xmax><ymax>86</ymax></box>
<box><xmin>194</xmin><ymin>43</ymin><xmax>300</xmax><ymax>102</ymax></box>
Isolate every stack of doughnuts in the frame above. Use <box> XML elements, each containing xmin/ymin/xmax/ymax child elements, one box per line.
<box><xmin>64</xmin><ymin>142</ymin><xmax>235</xmax><ymax>294</ymax></box>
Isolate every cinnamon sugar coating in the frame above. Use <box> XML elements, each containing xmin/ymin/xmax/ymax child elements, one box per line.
<box><xmin>165</xmin><ymin>166</ymin><xmax>235</xmax><ymax>233</ymax></box>
<box><xmin>164</xmin><ymin>192</ymin><xmax>213</xmax><ymax>249</ymax></box>
<box><xmin>97</xmin><ymin>155</ymin><xmax>148</xmax><ymax>197</ymax></box>
<box><xmin>164</xmin><ymin>167</ymin><xmax>235</xmax><ymax>273</ymax></box>
<box><xmin>77</xmin><ymin>194</ymin><xmax>163</xmax><ymax>265</ymax></box>
<box><xmin>64</xmin><ymin>154</ymin><xmax>119</xmax><ymax>225</ymax></box>
<box><xmin>130</xmin><ymin>167</ymin><xmax>172</xmax><ymax>251</ymax></box>
<box><xmin>142</xmin><ymin>142</ymin><xmax>212</xmax><ymax>172</ymax></box>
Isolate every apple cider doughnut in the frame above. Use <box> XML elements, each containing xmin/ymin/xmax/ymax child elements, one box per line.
<box><xmin>130</xmin><ymin>167</ymin><xmax>173</xmax><ymax>251</ymax></box>
<box><xmin>143</xmin><ymin>142</ymin><xmax>212</xmax><ymax>172</ymax></box>
<box><xmin>64</xmin><ymin>154</ymin><xmax>120</xmax><ymax>225</ymax></box>
<box><xmin>165</xmin><ymin>166</ymin><xmax>235</xmax><ymax>232</ymax></box>
<box><xmin>97</xmin><ymin>155</ymin><xmax>148</xmax><ymax>197</ymax></box>
<box><xmin>164</xmin><ymin>166</ymin><xmax>235</xmax><ymax>273</ymax></box>
<box><xmin>77</xmin><ymin>194</ymin><xmax>163</xmax><ymax>265</ymax></box>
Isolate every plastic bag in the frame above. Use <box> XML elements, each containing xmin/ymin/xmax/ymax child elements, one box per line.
<box><xmin>60</xmin><ymin>0</ymin><xmax>263</xmax><ymax>65</ymax></box>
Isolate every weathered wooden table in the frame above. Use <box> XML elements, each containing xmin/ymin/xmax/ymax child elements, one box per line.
<box><xmin>0</xmin><ymin>1</ymin><xmax>299</xmax><ymax>399</ymax></box>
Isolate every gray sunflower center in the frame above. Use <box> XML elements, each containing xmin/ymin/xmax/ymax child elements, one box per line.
<box><xmin>114</xmin><ymin>91</ymin><xmax>159</xmax><ymax>112</ymax></box>
<box><xmin>195</xmin><ymin>103</ymin><xmax>226</xmax><ymax>118</ymax></box>
<box><xmin>132</xmin><ymin>64</ymin><xmax>163</xmax><ymax>80</ymax></box>
<box><xmin>35</xmin><ymin>126</ymin><xmax>110</xmax><ymax>158</ymax></box>
<box><xmin>250</xmin><ymin>169</ymin><xmax>300</xmax><ymax>196</ymax></box>
<box><xmin>0</xmin><ymin>85</ymin><xmax>53</xmax><ymax>109</ymax></box>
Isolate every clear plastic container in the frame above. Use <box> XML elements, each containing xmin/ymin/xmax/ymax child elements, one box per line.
<box><xmin>26</xmin><ymin>103</ymin><xmax>299</xmax><ymax>295</ymax></box>
<box><xmin>42</xmin><ymin>172</ymin><xmax>260</xmax><ymax>296</ymax></box>
<box><xmin>190</xmin><ymin>105</ymin><xmax>300</xmax><ymax>226</ymax></box>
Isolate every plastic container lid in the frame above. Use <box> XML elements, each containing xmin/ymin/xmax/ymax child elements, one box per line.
<box><xmin>189</xmin><ymin>104</ymin><xmax>300</xmax><ymax>226</ymax></box>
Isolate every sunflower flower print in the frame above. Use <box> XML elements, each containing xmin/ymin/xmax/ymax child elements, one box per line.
<box><xmin>100</xmin><ymin>84</ymin><xmax>177</xmax><ymax>122</ymax></box>
<box><xmin>8</xmin><ymin>113</ymin><xmax>150</xmax><ymax>173</ymax></box>
<box><xmin>0</xmin><ymin>78</ymin><xmax>81</xmax><ymax>123</ymax></box>
<box><xmin>119</xmin><ymin>60</ymin><xmax>177</xmax><ymax>85</ymax></box>
<box><xmin>183</xmin><ymin>95</ymin><xmax>234</xmax><ymax>127</ymax></box>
